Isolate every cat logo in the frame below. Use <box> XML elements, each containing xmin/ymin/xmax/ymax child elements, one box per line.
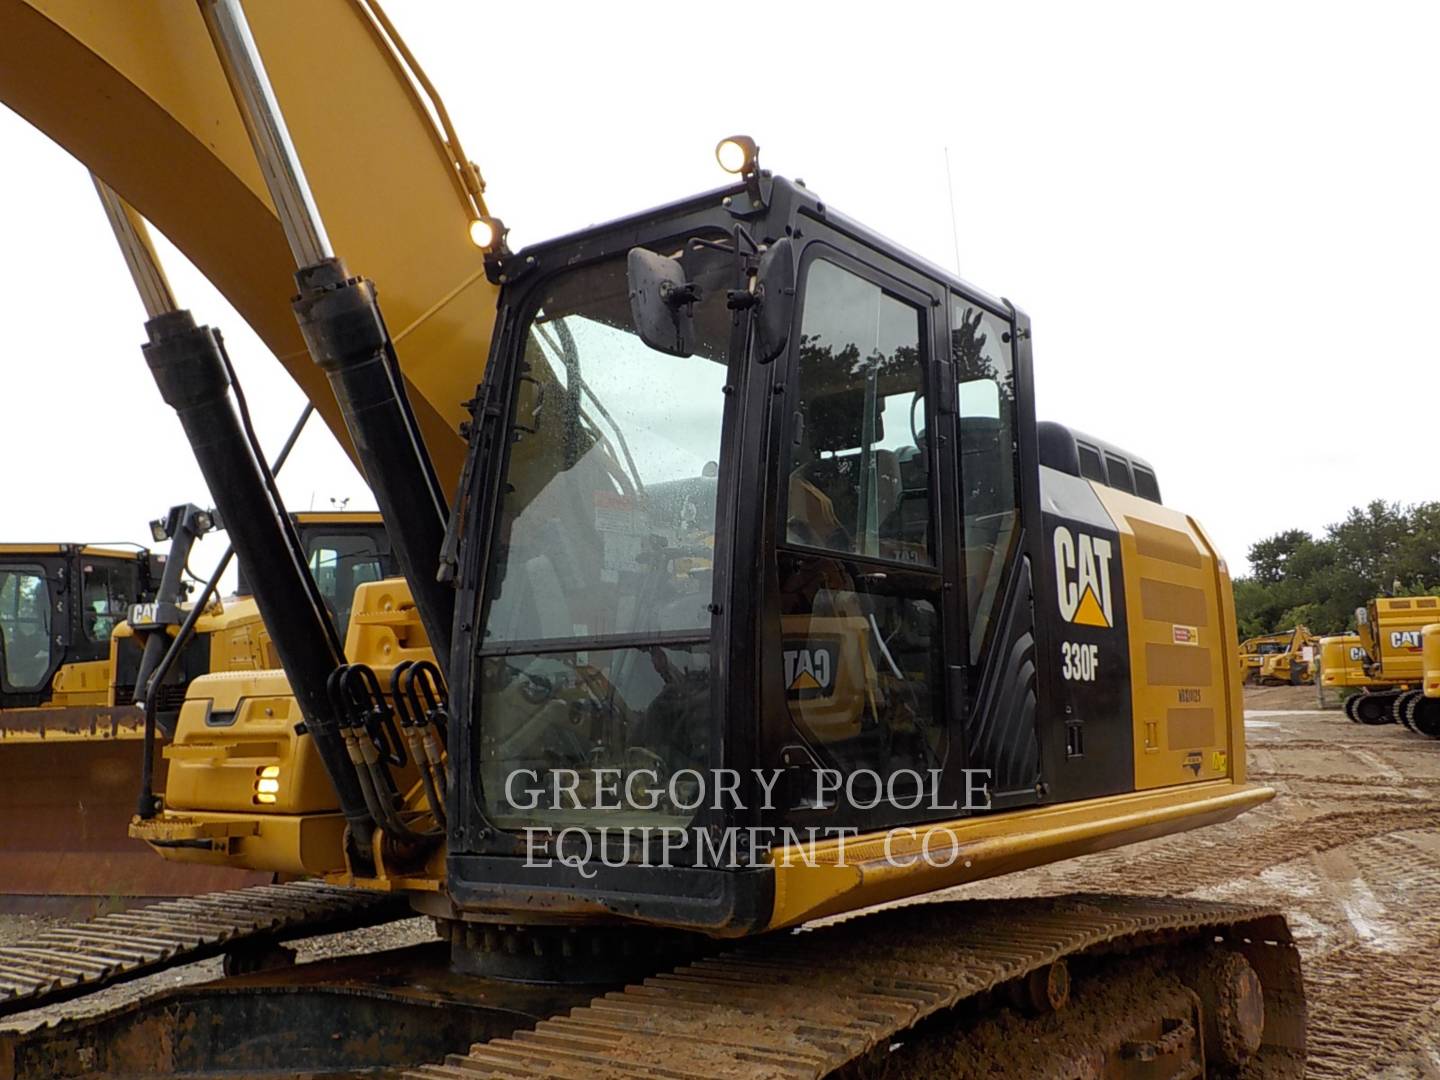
<box><xmin>1391</xmin><ymin>630</ymin><xmax>1423</xmax><ymax>651</ymax></box>
<box><xmin>1053</xmin><ymin>526</ymin><xmax>1115</xmax><ymax>628</ymax></box>
<box><xmin>783</xmin><ymin>640</ymin><xmax>838</xmax><ymax>699</ymax></box>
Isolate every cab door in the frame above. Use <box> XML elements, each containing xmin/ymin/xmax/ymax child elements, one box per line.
<box><xmin>763</xmin><ymin>237</ymin><xmax>966</xmax><ymax>832</ymax></box>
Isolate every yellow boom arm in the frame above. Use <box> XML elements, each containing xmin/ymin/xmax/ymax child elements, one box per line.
<box><xmin>0</xmin><ymin>0</ymin><xmax>497</xmax><ymax>488</ymax></box>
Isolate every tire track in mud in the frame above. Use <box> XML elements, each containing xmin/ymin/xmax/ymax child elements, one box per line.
<box><xmin>1001</xmin><ymin>805</ymin><xmax>1436</xmax><ymax>899</ymax></box>
<box><xmin>1278</xmin><ymin>833</ymin><xmax>1440</xmax><ymax>1079</ymax></box>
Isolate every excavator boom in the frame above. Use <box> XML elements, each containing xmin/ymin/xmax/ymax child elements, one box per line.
<box><xmin>0</xmin><ymin>0</ymin><xmax>495</xmax><ymax>488</ymax></box>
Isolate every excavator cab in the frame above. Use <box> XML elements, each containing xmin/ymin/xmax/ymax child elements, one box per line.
<box><xmin>445</xmin><ymin>174</ymin><xmax>1257</xmax><ymax>937</ymax></box>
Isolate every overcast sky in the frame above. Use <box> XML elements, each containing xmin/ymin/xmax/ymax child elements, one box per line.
<box><xmin>2</xmin><ymin>1</ymin><xmax>1436</xmax><ymax>583</ymax></box>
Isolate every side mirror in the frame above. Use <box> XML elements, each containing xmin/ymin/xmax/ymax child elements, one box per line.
<box><xmin>628</xmin><ymin>248</ymin><xmax>699</xmax><ymax>357</ymax></box>
<box><xmin>755</xmin><ymin>237</ymin><xmax>796</xmax><ymax>364</ymax></box>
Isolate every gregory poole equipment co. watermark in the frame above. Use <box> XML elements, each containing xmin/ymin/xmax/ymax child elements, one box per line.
<box><xmin>505</xmin><ymin>767</ymin><xmax>995</xmax><ymax>878</ymax></box>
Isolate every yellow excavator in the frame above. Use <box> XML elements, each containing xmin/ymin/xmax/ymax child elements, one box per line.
<box><xmin>1236</xmin><ymin>630</ymin><xmax>1292</xmax><ymax>685</ymax></box>
<box><xmin>1347</xmin><ymin>595</ymin><xmax>1438</xmax><ymax>724</ymax></box>
<box><xmin>1314</xmin><ymin>631</ymin><xmax>1386</xmax><ymax>709</ymax></box>
<box><xmin>0</xmin><ymin>2</ymin><xmax>1305</xmax><ymax>1076</ymax></box>
<box><xmin>1400</xmin><ymin>621</ymin><xmax>1440</xmax><ymax>736</ymax></box>
<box><xmin>0</xmin><ymin>507</ymin><xmax>395</xmax><ymax>911</ymax></box>
<box><xmin>1254</xmin><ymin>626</ymin><xmax>1316</xmax><ymax>686</ymax></box>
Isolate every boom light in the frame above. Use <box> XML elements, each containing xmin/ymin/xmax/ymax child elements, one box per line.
<box><xmin>468</xmin><ymin>217</ymin><xmax>497</xmax><ymax>249</ymax></box>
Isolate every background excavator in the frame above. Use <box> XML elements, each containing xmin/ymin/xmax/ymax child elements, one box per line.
<box><xmin>1237</xmin><ymin>630</ymin><xmax>1292</xmax><ymax>685</ymax></box>
<box><xmin>0</xmin><ymin>505</ymin><xmax>396</xmax><ymax>912</ymax></box>
<box><xmin>1401</xmin><ymin>622</ymin><xmax>1440</xmax><ymax>735</ymax></box>
<box><xmin>1254</xmin><ymin>626</ymin><xmax>1317</xmax><ymax>687</ymax></box>
<box><xmin>0</xmin><ymin>1</ymin><xmax>1306</xmax><ymax>1076</ymax></box>
<box><xmin>1345</xmin><ymin>595</ymin><xmax>1437</xmax><ymax>724</ymax></box>
<box><xmin>1314</xmin><ymin>631</ymin><xmax>1387</xmax><ymax>709</ymax></box>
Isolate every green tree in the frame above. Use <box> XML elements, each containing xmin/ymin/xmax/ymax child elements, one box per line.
<box><xmin>1232</xmin><ymin>500</ymin><xmax>1440</xmax><ymax>639</ymax></box>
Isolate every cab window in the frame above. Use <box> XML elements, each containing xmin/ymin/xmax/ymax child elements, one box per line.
<box><xmin>82</xmin><ymin>561</ymin><xmax>135</xmax><ymax>643</ymax></box>
<box><xmin>784</xmin><ymin>258</ymin><xmax>932</xmax><ymax>565</ymax></box>
<box><xmin>1076</xmin><ymin>442</ymin><xmax>1106</xmax><ymax>483</ymax></box>
<box><xmin>776</xmin><ymin>257</ymin><xmax>945</xmax><ymax>796</ymax></box>
<box><xmin>307</xmin><ymin>534</ymin><xmax>385</xmax><ymax>642</ymax></box>
<box><xmin>1105</xmin><ymin>453</ymin><xmax>1135</xmax><ymax>495</ymax></box>
<box><xmin>952</xmin><ymin>295</ymin><xmax>1020</xmax><ymax>664</ymax></box>
<box><xmin>0</xmin><ymin>566</ymin><xmax>52</xmax><ymax>691</ymax></box>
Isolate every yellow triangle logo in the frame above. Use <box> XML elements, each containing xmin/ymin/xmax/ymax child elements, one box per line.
<box><xmin>1072</xmin><ymin>586</ymin><xmax>1109</xmax><ymax>627</ymax></box>
<box><xmin>790</xmin><ymin>670</ymin><xmax>822</xmax><ymax>691</ymax></box>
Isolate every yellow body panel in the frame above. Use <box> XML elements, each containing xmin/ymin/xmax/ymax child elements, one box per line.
<box><xmin>0</xmin><ymin>0</ymin><xmax>497</xmax><ymax>489</ymax></box>
<box><xmin>47</xmin><ymin>660</ymin><xmax>111</xmax><ymax>706</ymax></box>
<box><xmin>345</xmin><ymin>579</ymin><xmax>433</xmax><ymax>676</ymax></box>
<box><xmin>136</xmin><ymin>578</ymin><xmax>434</xmax><ymax>877</ymax></box>
<box><xmin>131</xmin><ymin>809</ymin><xmax>347</xmax><ymax>878</ymax></box>
<box><xmin>1422</xmin><ymin>624</ymin><xmax>1440</xmax><ymax>699</ymax></box>
<box><xmin>161</xmin><ymin>671</ymin><xmax>336</xmax><ymax>816</ymax></box>
<box><xmin>1317</xmin><ymin>633</ymin><xmax>1385</xmax><ymax>691</ymax></box>
<box><xmin>1358</xmin><ymin>596</ymin><xmax>1438</xmax><ymax>684</ymax></box>
<box><xmin>1090</xmin><ymin>486</ymin><xmax>1237</xmax><ymax>790</ymax></box>
<box><xmin>766</xmin><ymin>779</ymin><xmax>1273</xmax><ymax>929</ymax></box>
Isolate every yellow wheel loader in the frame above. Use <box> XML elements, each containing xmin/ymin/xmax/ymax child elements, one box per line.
<box><xmin>0</xmin><ymin>2</ymin><xmax>1306</xmax><ymax>1076</ymax></box>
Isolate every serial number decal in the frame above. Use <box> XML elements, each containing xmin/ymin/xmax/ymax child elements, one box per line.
<box><xmin>1177</xmin><ymin>688</ymin><xmax>1202</xmax><ymax>703</ymax></box>
<box><xmin>1061</xmin><ymin>641</ymin><xmax>1100</xmax><ymax>682</ymax></box>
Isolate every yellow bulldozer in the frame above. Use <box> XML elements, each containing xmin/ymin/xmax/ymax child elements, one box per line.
<box><xmin>0</xmin><ymin>508</ymin><xmax>393</xmax><ymax>911</ymax></box>
<box><xmin>1249</xmin><ymin>626</ymin><xmax>1316</xmax><ymax>687</ymax></box>
<box><xmin>1237</xmin><ymin>631</ymin><xmax>1291</xmax><ymax>685</ymax></box>
<box><xmin>1237</xmin><ymin>627</ymin><xmax>1316</xmax><ymax>687</ymax></box>
<box><xmin>0</xmin><ymin>1</ymin><xmax>1306</xmax><ymax>1076</ymax></box>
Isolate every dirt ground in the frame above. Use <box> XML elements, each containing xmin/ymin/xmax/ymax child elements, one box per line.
<box><xmin>3</xmin><ymin>684</ymin><xmax>1437</xmax><ymax>1077</ymax></box>
<box><xmin>956</xmin><ymin>684</ymin><xmax>1440</xmax><ymax>1078</ymax></box>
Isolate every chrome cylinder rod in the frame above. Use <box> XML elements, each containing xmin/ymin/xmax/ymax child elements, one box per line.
<box><xmin>196</xmin><ymin>0</ymin><xmax>333</xmax><ymax>268</ymax></box>
<box><xmin>92</xmin><ymin>177</ymin><xmax>178</xmax><ymax>319</ymax></box>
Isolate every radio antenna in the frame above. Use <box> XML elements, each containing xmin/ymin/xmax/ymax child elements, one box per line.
<box><xmin>944</xmin><ymin>146</ymin><xmax>962</xmax><ymax>278</ymax></box>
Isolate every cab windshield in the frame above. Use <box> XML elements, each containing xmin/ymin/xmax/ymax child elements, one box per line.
<box><xmin>477</xmin><ymin>246</ymin><xmax>733</xmax><ymax>833</ymax></box>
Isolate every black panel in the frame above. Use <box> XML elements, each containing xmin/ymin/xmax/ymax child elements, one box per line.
<box><xmin>447</xmin><ymin>856</ymin><xmax>773</xmax><ymax>935</ymax></box>
<box><xmin>112</xmin><ymin>630</ymin><xmax>212</xmax><ymax>719</ymax></box>
<box><xmin>965</xmin><ymin>554</ymin><xmax>1041</xmax><ymax>808</ymax></box>
<box><xmin>1035</xmin><ymin>500</ymin><xmax>1135</xmax><ymax>802</ymax></box>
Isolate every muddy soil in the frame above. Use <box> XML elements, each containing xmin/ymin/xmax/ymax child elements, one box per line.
<box><xmin>4</xmin><ymin>687</ymin><xmax>1437</xmax><ymax>1077</ymax></box>
<box><xmin>948</xmin><ymin>688</ymin><xmax>1440</xmax><ymax>1078</ymax></box>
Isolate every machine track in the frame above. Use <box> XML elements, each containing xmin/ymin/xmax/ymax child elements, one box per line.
<box><xmin>406</xmin><ymin>894</ymin><xmax>1304</xmax><ymax>1080</ymax></box>
<box><xmin>0</xmin><ymin>880</ymin><xmax>407</xmax><ymax>1018</ymax></box>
